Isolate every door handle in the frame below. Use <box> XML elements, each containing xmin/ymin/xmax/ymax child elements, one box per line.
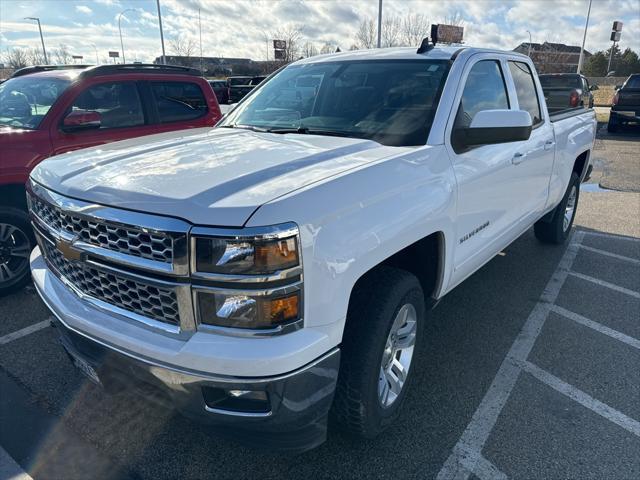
<box><xmin>544</xmin><ymin>140</ymin><xmax>555</xmax><ymax>151</ymax></box>
<box><xmin>512</xmin><ymin>152</ymin><xmax>526</xmax><ymax>165</ymax></box>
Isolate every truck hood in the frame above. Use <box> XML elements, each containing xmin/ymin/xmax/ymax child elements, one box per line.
<box><xmin>31</xmin><ymin>127</ymin><xmax>397</xmax><ymax>226</ymax></box>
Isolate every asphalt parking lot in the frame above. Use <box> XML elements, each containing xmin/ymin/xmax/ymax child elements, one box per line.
<box><xmin>0</xmin><ymin>124</ymin><xmax>639</xmax><ymax>480</ymax></box>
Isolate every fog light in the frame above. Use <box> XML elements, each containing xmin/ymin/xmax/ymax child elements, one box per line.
<box><xmin>202</xmin><ymin>386</ymin><xmax>270</xmax><ymax>414</ymax></box>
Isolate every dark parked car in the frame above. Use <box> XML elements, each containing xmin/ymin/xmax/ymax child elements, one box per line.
<box><xmin>539</xmin><ymin>73</ymin><xmax>596</xmax><ymax>114</ymax></box>
<box><xmin>208</xmin><ymin>79</ymin><xmax>229</xmax><ymax>104</ymax></box>
<box><xmin>227</xmin><ymin>75</ymin><xmax>266</xmax><ymax>103</ymax></box>
<box><xmin>608</xmin><ymin>74</ymin><xmax>640</xmax><ymax>132</ymax></box>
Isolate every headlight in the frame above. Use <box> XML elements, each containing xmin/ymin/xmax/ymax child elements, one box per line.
<box><xmin>196</xmin><ymin>288</ymin><xmax>301</xmax><ymax>330</ymax></box>
<box><xmin>191</xmin><ymin>223</ymin><xmax>303</xmax><ymax>333</ymax></box>
<box><xmin>192</xmin><ymin>223</ymin><xmax>299</xmax><ymax>276</ymax></box>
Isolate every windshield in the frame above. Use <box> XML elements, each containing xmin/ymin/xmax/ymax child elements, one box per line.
<box><xmin>229</xmin><ymin>77</ymin><xmax>251</xmax><ymax>86</ymax></box>
<box><xmin>539</xmin><ymin>75</ymin><xmax>581</xmax><ymax>89</ymax></box>
<box><xmin>624</xmin><ymin>75</ymin><xmax>640</xmax><ymax>89</ymax></box>
<box><xmin>219</xmin><ymin>60</ymin><xmax>451</xmax><ymax>147</ymax></box>
<box><xmin>0</xmin><ymin>76</ymin><xmax>71</xmax><ymax>129</ymax></box>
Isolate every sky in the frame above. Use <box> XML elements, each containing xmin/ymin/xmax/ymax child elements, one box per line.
<box><xmin>0</xmin><ymin>0</ymin><xmax>639</xmax><ymax>64</ymax></box>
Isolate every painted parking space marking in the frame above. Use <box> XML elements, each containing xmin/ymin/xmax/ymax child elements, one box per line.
<box><xmin>0</xmin><ymin>319</ymin><xmax>51</xmax><ymax>346</ymax></box>
<box><xmin>574</xmin><ymin>244</ymin><xmax>640</xmax><ymax>265</ymax></box>
<box><xmin>582</xmin><ymin>231</ymin><xmax>640</xmax><ymax>242</ymax></box>
<box><xmin>551</xmin><ymin>305</ymin><xmax>640</xmax><ymax>350</ymax></box>
<box><xmin>436</xmin><ymin>232</ymin><xmax>584</xmax><ymax>480</ymax></box>
<box><xmin>521</xmin><ymin>361</ymin><xmax>640</xmax><ymax>438</ymax></box>
<box><xmin>568</xmin><ymin>271</ymin><xmax>640</xmax><ymax>299</ymax></box>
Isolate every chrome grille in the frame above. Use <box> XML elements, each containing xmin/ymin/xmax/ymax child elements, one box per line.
<box><xmin>40</xmin><ymin>239</ymin><xmax>180</xmax><ymax>325</ymax></box>
<box><xmin>30</xmin><ymin>195</ymin><xmax>173</xmax><ymax>263</ymax></box>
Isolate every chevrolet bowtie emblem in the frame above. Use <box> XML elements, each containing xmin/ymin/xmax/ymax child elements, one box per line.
<box><xmin>56</xmin><ymin>238</ymin><xmax>84</xmax><ymax>262</ymax></box>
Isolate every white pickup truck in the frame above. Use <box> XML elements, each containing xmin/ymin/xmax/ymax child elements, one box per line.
<box><xmin>29</xmin><ymin>46</ymin><xmax>596</xmax><ymax>451</ymax></box>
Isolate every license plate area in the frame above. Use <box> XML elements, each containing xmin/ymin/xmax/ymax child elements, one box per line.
<box><xmin>66</xmin><ymin>347</ymin><xmax>101</xmax><ymax>385</ymax></box>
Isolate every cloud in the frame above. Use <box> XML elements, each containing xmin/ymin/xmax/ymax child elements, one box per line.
<box><xmin>75</xmin><ymin>5</ymin><xmax>92</xmax><ymax>15</ymax></box>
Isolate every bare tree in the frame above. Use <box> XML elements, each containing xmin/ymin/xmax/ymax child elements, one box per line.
<box><xmin>52</xmin><ymin>44</ymin><xmax>73</xmax><ymax>64</ymax></box>
<box><xmin>355</xmin><ymin>18</ymin><xmax>376</xmax><ymax>49</ymax></box>
<box><xmin>26</xmin><ymin>47</ymin><xmax>46</xmax><ymax>65</ymax></box>
<box><xmin>381</xmin><ymin>15</ymin><xmax>402</xmax><ymax>47</ymax></box>
<box><xmin>349</xmin><ymin>44</ymin><xmax>359</xmax><ymax>51</ymax></box>
<box><xmin>401</xmin><ymin>13</ymin><xmax>431</xmax><ymax>46</ymax></box>
<box><xmin>443</xmin><ymin>11</ymin><xmax>465</xmax><ymax>27</ymax></box>
<box><xmin>3</xmin><ymin>47</ymin><xmax>29</xmax><ymax>69</ymax></box>
<box><xmin>302</xmin><ymin>41</ymin><xmax>318</xmax><ymax>58</ymax></box>
<box><xmin>270</xmin><ymin>26</ymin><xmax>302</xmax><ymax>63</ymax></box>
<box><xmin>170</xmin><ymin>36</ymin><xmax>197</xmax><ymax>58</ymax></box>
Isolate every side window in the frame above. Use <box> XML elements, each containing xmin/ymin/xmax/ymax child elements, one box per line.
<box><xmin>70</xmin><ymin>82</ymin><xmax>144</xmax><ymax>129</ymax></box>
<box><xmin>150</xmin><ymin>81</ymin><xmax>208</xmax><ymax>123</ymax></box>
<box><xmin>508</xmin><ymin>61</ymin><xmax>542</xmax><ymax>125</ymax></box>
<box><xmin>452</xmin><ymin>60</ymin><xmax>509</xmax><ymax>151</ymax></box>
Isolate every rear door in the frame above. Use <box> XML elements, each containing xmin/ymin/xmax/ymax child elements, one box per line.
<box><xmin>505</xmin><ymin>60</ymin><xmax>555</xmax><ymax>225</ymax></box>
<box><xmin>145</xmin><ymin>80</ymin><xmax>212</xmax><ymax>132</ymax></box>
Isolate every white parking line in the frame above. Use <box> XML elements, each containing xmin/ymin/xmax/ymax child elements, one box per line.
<box><xmin>0</xmin><ymin>446</ymin><xmax>33</xmax><ymax>480</ymax></box>
<box><xmin>522</xmin><ymin>361</ymin><xmax>640</xmax><ymax>438</ymax></box>
<box><xmin>582</xmin><ymin>231</ymin><xmax>640</xmax><ymax>242</ymax></box>
<box><xmin>568</xmin><ymin>271</ymin><xmax>640</xmax><ymax>299</ymax></box>
<box><xmin>436</xmin><ymin>232</ymin><xmax>584</xmax><ymax>480</ymax></box>
<box><xmin>551</xmin><ymin>305</ymin><xmax>640</xmax><ymax>350</ymax></box>
<box><xmin>575</xmin><ymin>244</ymin><xmax>640</xmax><ymax>265</ymax></box>
<box><xmin>0</xmin><ymin>319</ymin><xmax>51</xmax><ymax>346</ymax></box>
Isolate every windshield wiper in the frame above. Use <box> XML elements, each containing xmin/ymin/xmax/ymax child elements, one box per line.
<box><xmin>267</xmin><ymin>127</ymin><xmax>356</xmax><ymax>138</ymax></box>
<box><xmin>219</xmin><ymin>124</ymin><xmax>269</xmax><ymax>132</ymax></box>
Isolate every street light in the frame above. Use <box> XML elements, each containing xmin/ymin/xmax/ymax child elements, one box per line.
<box><xmin>376</xmin><ymin>0</ymin><xmax>383</xmax><ymax>48</ymax></box>
<box><xmin>25</xmin><ymin>17</ymin><xmax>48</xmax><ymax>64</ymax></box>
<box><xmin>577</xmin><ymin>0</ymin><xmax>593</xmax><ymax>74</ymax></box>
<box><xmin>156</xmin><ymin>0</ymin><xmax>167</xmax><ymax>64</ymax></box>
<box><xmin>90</xmin><ymin>43</ymin><xmax>99</xmax><ymax>65</ymax></box>
<box><xmin>118</xmin><ymin>8</ymin><xmax>135</xmax><ymax>64</ymax></box>
<box><xmin>526</xmin><ymin>30</ymin><xmax>532</xmax><ymax>57</ymax></box>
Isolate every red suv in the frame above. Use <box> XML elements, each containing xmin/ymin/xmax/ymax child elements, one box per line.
<box><xmin>0</xmin><ymin>64</ymin><xmax>221</xmax><ymax>294</ymax></box>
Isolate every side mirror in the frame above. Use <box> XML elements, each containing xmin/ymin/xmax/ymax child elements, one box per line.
<box><xmin>62</xmin><ymin>110</ymin><xmax>101</xmax><ymax>132</ymax></box>
<box><xmin>461</xmin><ymin>110</ymin><xmax>532</xmax><ymax>147</ymax></box>
<box><xmin>589</xmin><ymin>84</ymin><xmax>599</xmax><ymax>91</ymax></box>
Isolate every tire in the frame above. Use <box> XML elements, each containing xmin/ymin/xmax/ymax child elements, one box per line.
<box><xmin>0</xmin><ymin>207</ymin><xmax>35</xmax><ymax>296</ymax></box>
<box><xmin>607</xmin><ymin>118</ymin><xmax>618</xmax><ymax>133</ymax></box>
<box><xmin>332</xmin><ymin>266</ymin><xmax>425</xmax><ymax>438</ymax></box>
<box><xmin>534</xmin><ymin>172</ymin><xmax>580</xmax><ymax>245</ymax></box>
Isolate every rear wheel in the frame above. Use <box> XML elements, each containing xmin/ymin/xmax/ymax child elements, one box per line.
<box><xmin>0</xmin><ymin>207</ymin><xmax>34</xmax><ymax>296</ymax></box>
<box><xmin>607</xmin><ymin>116</ymin><xmax>618</xmax><ymax>133</ymax></box>
<box><xmin>534</xmin><ymin>172</ymin><xmax>580</xmax><ymax>245</ymax></box>
<box><xmin>332</xmin><ymin>266</ymin><xmax>425</xmax><ymax>438</ymax></box>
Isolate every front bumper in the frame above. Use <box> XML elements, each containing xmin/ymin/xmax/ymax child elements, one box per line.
<box><xmin>53</xmin><ymin>317</ymin><xmax>340</xmax><ymax>452</ymax></box>
<box><xmin>610</xmin><ymin>109</ymin><xmax>640</xmax><ymax>124</ymax></box>
<box><xmin>31</xmin><ymin>248</ymin><xmax>340</xmax><ymax>451</ymax></box>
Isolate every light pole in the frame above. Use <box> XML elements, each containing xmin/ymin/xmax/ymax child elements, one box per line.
<box><xmin>25</xmin><ymin>17</ymin><xmax>48</xmax><ymax>64</ymax></box>
<box><xmin>118</xmin><ymin>8</ymin><xmax>135</xmax><ymax>64</ymax></box>
<box><xmin>577</xmin><ymin>0</ymin><xmax>592</xmax><ymax>74</ymax></box>
<box><xmin>156</xmin><ymin>0</ymin><xmax>167</xmax><ymax>64</ymax></box>
<box><xmin>90</xmin><ymin>44</ymin><xmax>99</xmax><ymax>64</ymax></box>
<box><xmin>376</xmin><ymin>0</ymin><xmax>383</xmax><ymax>48</ymax></box>
<box><xmin>526</xmin><ymin>30</ymin><xmax>532</xmax><ymax>57</ymax></box>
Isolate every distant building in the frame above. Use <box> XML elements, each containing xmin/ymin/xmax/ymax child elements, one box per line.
<box><xmin>153</xmin><ymin>55</ymin><xmax>267</xmax><ymax>76</ymax></box>
<box><xmin>513</xmin><ymin>42</ymin><xmax>591</xmax><ymax>74</ymax></box>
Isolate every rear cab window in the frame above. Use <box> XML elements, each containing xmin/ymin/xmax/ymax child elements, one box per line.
<box><xmin>508</xmin><ymin>61</ymin><xmax>542</xmax><ymax>126</ymax></box>
<box><xmin>150</xmin><ymin>81</ymin><xmax>208</xmax><ymax>123</ymax></box>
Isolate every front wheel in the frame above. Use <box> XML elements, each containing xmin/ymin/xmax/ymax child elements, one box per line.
<box><xmin>0</xmin><ymin>207</ymin><xmax>35</xmax><ymax>296</ymax></box>
<box><xmin>332</xmin><ymin>266</ymin><xmax>425</xmax><ymax>438</ymax></box>
<box><xmin>534</xmin><ymin>172</ymin><xmax>580</xmax><ymax>245</ymax></box>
